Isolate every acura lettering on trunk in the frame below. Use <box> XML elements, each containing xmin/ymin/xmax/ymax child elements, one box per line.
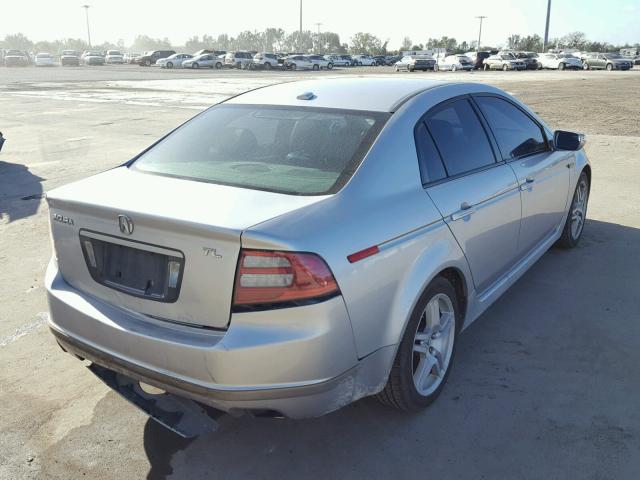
<box><xmin>46</xmin><ymin>78</ymin><xmax>590</xmax><ymax>429</ymax></box>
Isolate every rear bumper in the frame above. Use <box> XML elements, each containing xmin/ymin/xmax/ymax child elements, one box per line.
<box><xmin>46</xmin><ymin>260</ymin><xmax>391</xmax><ymax>418</ymax></box>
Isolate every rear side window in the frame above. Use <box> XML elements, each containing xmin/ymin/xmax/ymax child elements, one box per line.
<box><xmin>133</xmin><ymin>105</ymin><xmax>389</xmax><ymax>195</ymax></box>
<box><xmin>424</xmin><ymin>99</ymin><xmax>496</xmax><ymax>177</ymax></box>
<box><xmin>414</xmin><ymin>122</ymin><xmax>447</xmax><ymax>184</ymax></box>
<box><xmin>475</xmin><ymin>96</ymin><xmax>547</xmax><ymax>159</ymax></box>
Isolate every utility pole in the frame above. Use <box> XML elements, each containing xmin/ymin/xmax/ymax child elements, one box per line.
<box><xmin>299</xmin><ymin>0</ymin><xmax>303</xmax><ymax>51</ymax></box>
<box><xmin>543</xmin><ymin>0</ymin><xmax>552</xmax><ymax>52</ymax></box>
<box><xmin>475</xmin><ymin>15</ymin><xmax>487</xmax><ymax>51</ymax></box>
<box><xmin>82</xmin><ymin>5</ymin><xmax>91</xmax><ymax>47</ymax></box>
<box><xmin>314</xmin><ymin>22</ymin><xmax>323</xmax><ymax>34</ymax></box>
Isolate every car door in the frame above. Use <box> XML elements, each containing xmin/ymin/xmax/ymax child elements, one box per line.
<box><xmin>418</xmin><ymin>97</ymin><xmax>522</xmax><ymax>293</ymax></box>
<box><xmin>473</xmin><ymin>94</ymin><xmax>570</xmax><ymax>257</ymax></box>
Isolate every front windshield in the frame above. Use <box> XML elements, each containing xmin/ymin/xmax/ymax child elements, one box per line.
<box><xmin>132</xmin><ymin>104</ymin><xmax>389</xmax><ymax>195</ymax></box>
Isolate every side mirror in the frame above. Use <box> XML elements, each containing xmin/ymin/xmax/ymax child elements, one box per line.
<box><xmin>553</xmin><ymin>130</ymin><xmax>585</xmax><ymax>151</ymax></box>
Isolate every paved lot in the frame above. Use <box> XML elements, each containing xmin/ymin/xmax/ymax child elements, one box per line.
<box><xmin>1</xmin><ymin>66</ymin><xmax>639</xmax><ymax>480</ymax></box>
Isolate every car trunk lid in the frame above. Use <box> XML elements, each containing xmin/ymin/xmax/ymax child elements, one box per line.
<box><xmin>47</xmin><ymin>167</ymin><xmax>328</xmax><ymax>329</ymax></box>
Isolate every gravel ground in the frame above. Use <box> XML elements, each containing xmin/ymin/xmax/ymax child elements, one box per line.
<box><xmin>1</xmin><ymin>66</ymin><xmax>639</xmax><ymax>480</ymax></box>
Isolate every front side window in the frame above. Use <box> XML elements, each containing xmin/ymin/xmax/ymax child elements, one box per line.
<box><xmin>424</xmin><ymin>99</ymin><xmax>496</xmax><ymax>177</ymax></box>
<box><xmin>133</xmin><ymin>105</ymin><xmax>389</xmax><ymax>195</ymax></box>
<box><xmin>475</xmin><ymin>96</ymin><xmax>547</xmax><ymax>159</ymax></box>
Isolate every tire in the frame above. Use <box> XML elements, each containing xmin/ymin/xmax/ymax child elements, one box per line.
<box><xmin>434</xmin><ymin>64</ymin><xmax>439</xmax><ymax>72</ymax></box>
<box><xmin>264</xmin><ymin>62</ymin><xmax>271</xmax><ymax>70</ymax></box>
<box><xmin>215</xmin><ymin>62</ymin><xmax>222</xmax><ymax>69</ymax></box>
<box><xmin>290</xmin><ymin>63</ymin><xmax>297</xmax><ymax>70</ymax></box>
<box><xmin>606</xmin><ymin>63</ymin><xmax>613</xmax><ymax>71</ymax></box>
<box><xmin>235</xmin><ymin>62</ymin><xmax>241</xmax><ymax>69</ymax></box>
<box><xmin>313</xmin><ymin>64</ymin><xmax>319</xmax><ymax>70</ymax></box>
<box><xmin>556</xmin><ymin>171</ymin><xmax>589</xmax><ymax>248</ymax></box>
<box><xmin>483</xmin><ymin>63</ymin><xmax>489</xmax><ymax>71</ymax></box>
<box><xmin>558</xmin><ymin>62</ymin><xmax>565</xmax><ymax>71</ymax></box>
<box><xmin>377</xmin><ymin>276</ymin><xmax>460</xmax><ymax>411</ymax></box>
<box><xmin>537</xmin><ymin>63</ymin><xmax>543</xmax><ymax>70</ymax></box>
<box><xmin>192</xmin><ymin>63</ymin><xmax>199</xmax><ymax>69</ymax></box>
<box><xmin>327</xmin><ymin>62</ymin><xmax>333</xmax><ymax>70</ymax></box>
<box><xmin>395</xmin><ymin>65</ymin><xmax>400</xmax><ymax>72</ymax></box>
<box><xmin>166</xmin><ymin>62</ymin><xmax>173</xmax><ymax>69</ymax></box>
<box><xmin>451</xmin><ymin>65</ymin><xmax>457</xmax><ymax>72</ymax></box>
<box><xmin>503</xmin><ymin>64</ymin><xmax>509</xmax><ymax>71</ymax></box>
<box><xmin>145</xmin><ymin>60</ymin><xmax>151</xmax><ymax>67</ymax></box>
<box><xmin>583</xmin><ymin>62</ymin><xmax>589</xmax><ymax>70</ymax></box>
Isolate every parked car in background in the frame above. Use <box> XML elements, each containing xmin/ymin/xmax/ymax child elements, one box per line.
<box><xmin>4</xmin><ymin>49</ymin><xmax>30</xmax><ymax>66</ymax></box>
<box><xmin>157</xmin><ymin>53</ymin><xmax>193</xmax><ymax>69</ymax></box>
<box><xmin>192</xmin><ymin>49</ymin><xmax>226</xmax><ymax>57</ymax></box>
<box><xmin>465</xmin><ymin>51</ymin><xmax>491</xmax><ymax>70</ymax></box>
<box><xmin>307</xmin><ymin>54</ymin><xmax>333</xmax><ymax>70</ymax></box>
<box><xmin>395</xmin><ymin>55</ymin><xmax>436</xmax><ymax>72</ymax></box>
<box><xmin>138</xmin><ymin>50</ymin><xmax>175</xmax><ymax>66</ymax></box>
<box><xmin>83</xmin><ymin>51</ymin><xmax>105</xmax><ymax>65</ymax></box>
<box><xmin>224</xmin><ymin>51</ymin><xmax>253</xmax><ymax>68</ymax></box>
<box><xmin>182</xmin><ymin>53</ymin><xmax>223</xmax><ymax>69</ymax></box>
<box><xmin>35</xmin><ymin>52</ymin><xmax>56</xmax><ymax>67</ymax></box>
<box><xmin>353</xmin><ymin>55</ymin><xmax>378</xmax><ymax>66</ymax></box>
<box><xmin>539</xmin><ymin>53</ymin><xmax>582</xmax><ymax>70</ymax></box>
<box><xmin>435</xmin><ymin>54</ymin><xmax>474</xmax><ymax>71</ymax></box>
<box><xmin>284</xmin><ymin>55</ymin><xmax>313</xmax><ymax>70</ymax></box>
<box><xmin>124</xmin><ymin>53</ymin><xmax>141</xmax><ymax>64</ymax></box>
<box><xmin>582</xmin><ymin>52</ymin><xmax>633</xmax><ymax>71</ymax></box>
<box><xmin>105</xmin><ymin>50</ymin><xmax>124</xmax><ymax>64</ymax></box>
<box><xmin>514</xmin><ymin>51</ymin><xmax>540</xmax><ymax>69</ymax></box>
<box><xmin>253</xmin><ymin>52</ymin><xmax>279</xmax><ymax>69</ymax></box>
<box><xmin>325</xmin><ymin>55</ymin><xmax>351</xmax><ymax>67</ymax></box>
<box><xmin>45</xmin><ymin>78</ymin><xmax>591</xmax><ymax>425</ymax></box>
<box><xmin>384</xmin><ymin>55</ymin><xmax>401</xmax><ymax>66</ymax></box>
<box><xmin>483</xmin><ymin>53</ymin><xmax>526</xmax><ymax>71</ymax></box>
<box><xmin>60</xmin><ymin>50</ymin><xmax>80</xmax><ymax>66</ymax></box>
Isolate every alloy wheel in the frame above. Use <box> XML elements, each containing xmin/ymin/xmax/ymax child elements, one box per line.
<box><xmin>412</xmin><ymin>293</ymin><xmax>455</xmax><ymax>396</ymax></box>
<box><xmin>571</xmin><ymin>178</ymin><xmax>588</xmax><ymax>240</ymax></box>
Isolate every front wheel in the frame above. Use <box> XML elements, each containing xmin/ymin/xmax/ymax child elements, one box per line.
<box><xmin>558</xmin><ymin>62</ymin><xmax>565</xmax><ymax>71</ymax></box>
<box><xmin>215</xmin><ymin>62</ymin><xmax>222</xmax><ymax>69</ymax></box>
<box><xmin>192</xmin><ymin>63</ymin><xmax>199</xmax><ymax>69</ymax></box>
<box><xmin>606</xmin><ymin>63</ymin><xmax>613</xmax><ymax>71</ymax></box>
<box><xmin>166</xmin><ymin>62</ymin><xmax>173</xmax><ymax>69</ymax></box>
<box><xmin>434</xmin><ymin>64</ymin><xmax>439</xmax><ymax>72</ymax></box>
<box><xmin>557</xmin><ymin>171</ymin><xmax>589</xmax><ymax>248</ymax></box>
<box><xmin>313</xmin><ymin>64</ymin><xmax>319</xmax><ymax>70</ymax></box>
<box><xmin>378</xmin><ymin>276</ymin><xmax>459</xmax><ymax>411</ymax></box>
<box><xmin>503</xmin><ymin>64</ymin><xmax>509</xmax><ymax>71</ymax></box>
<box><xmin>583</xmin><ymin>62</ymin><xmax>589</xmax><ymax>70</ymax></box>
<box><xmin>327</xmin><ymin>62</ymin><xmax>333</xmax><ymax>70</ymax></box>
<box><xmin>264</xmin><ymin>62</ymin><xmax>271</xmax><ymax>70</ymax></box>
<box><xmin>290</xmin><ymin>63</ymin><xmax>297</xmax><ymax>70</ymax></box>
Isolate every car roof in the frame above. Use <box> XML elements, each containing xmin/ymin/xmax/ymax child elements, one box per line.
<box><xmin>226</xmin><ymin>77</ymin><xmax>447</xmax><ymax>112</ymax></box>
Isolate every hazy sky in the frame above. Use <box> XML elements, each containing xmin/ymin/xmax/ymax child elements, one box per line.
<box><xmin>4</xmin><ymin>0</ymin><xmax>639</xmax><ymax>47</ymax></box>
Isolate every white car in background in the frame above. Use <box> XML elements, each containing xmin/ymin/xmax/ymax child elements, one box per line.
<box><xmin>34</xmin><ymin>53</ymin><xmax>56</xmax><ymax>67</ymax></box>
<box><xmin>105</xmin><ymin>50</ymin><xmax>124</xmax><ymax>64</ymax></box>
<box><xmin>539</xmin><ymin>53</ymin><xmax>583</xmax><ymax>70</ymax></box>
<box><xmin>435</xmin><ymin>54</ymin><xmax>474</xmax><ymax>71</ymax></box>
<box><xmin>325</xmin><ymin>55</ymin><xmax>351</xmax><ymax>67</ymax></box>
<box><xmin>183</xmin><ymin>54</ymin><xmax>224</xmax><ymax>69</ymax></box>
<box><xmin>157</xmin><ymin>53</ymin><xmax>193</xmax><ymax>69</ymax></box>
<box><xmin>284</xmin><ymin>55</ymin><xmax>313</xmax><ymax>70</ymax></box>
<box><xmin>307</xmin><ymin>55</ymin><xmax>334</xmax><ymax>70</ymax></box>
<box><xmin>353</xmin><ymin>55</ymin><xmax>377</xmax><ymax>66</ymax></box>
<box><xmin>253</xmin><ymin>52</ymin><xmax>279</xmax><ymax>69</ymax></box>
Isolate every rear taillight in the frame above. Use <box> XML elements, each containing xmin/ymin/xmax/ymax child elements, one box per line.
<box><xmin>233</xmin><ymin>249</ymin><xmax>339</xmax><ymax>308</ymax></box>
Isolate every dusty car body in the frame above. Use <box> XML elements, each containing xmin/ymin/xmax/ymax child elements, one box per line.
<box><xmin>46</xmin><ymin>78</ymin><xmax>590</xmax><ymax>424</ymax></box>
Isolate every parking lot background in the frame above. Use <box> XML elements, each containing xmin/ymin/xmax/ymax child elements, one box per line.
<box><xmin>1</xmin><ymin>66</ymin><xmax>639</xmax><ymax>479</ymax></box>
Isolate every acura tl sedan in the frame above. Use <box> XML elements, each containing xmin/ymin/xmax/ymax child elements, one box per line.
<box><xmin>46</xmin><ymin>78</ymin><xmax>590</xmax><ymax>430</ymax></box>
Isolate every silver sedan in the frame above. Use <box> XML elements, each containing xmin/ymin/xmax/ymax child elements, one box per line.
<box><xmin>46</xmin><ymin>78</ymin><xmax>590</xmax><ymax>428</ymax></box>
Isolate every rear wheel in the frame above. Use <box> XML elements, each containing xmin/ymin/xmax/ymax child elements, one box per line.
<box><xmin>434</xmin><ymin>64</ymin><xmax>439</xmax><ymax>72</ymax></box>
<box><xmin>145</xmin><ymin>60</ymin><xmax>151</xmax><ymax>67</ymax></box>
<box><xmin>166</xmin><ymin>62</ymin><xmax>173</xmax><ymax>69</ymax></box>
<box><xmin>377</xmin><ymin>276</ymin><xmax>460</xmax><ymax>411</ymax></box>
<box><xmin>451</xmin><ymin>64</ymin><xmax>457</xmax><ymax>71</ymax></box>
<box><xmin>503</xmin><ymin>63</ymin><xmax>509</xmax><ymax>71</ymax></box>
<box><xmin>192</xmin><ymin>63</ymin><xmax>199</xmax><ymax>69</ymax></box>
<box><xmin>558</xmin><ymin>62</ymin><xmax>566</xmax><ymax>71</ymax></box>
<box><xmin>327</xmin><ymin>62</ymin><xmax>334</xmax><ymax>70</ymax></box>
<box><xmin>313</xmin><ymin>64</ymin><xmax>320</xmax><ymax>70</ymax></box>
<box><xmin>557</xmin><ymin>171</ymin><xmax>589</xmax><ymax>248</ymax></box>
<box><xmin>583</xmin><ymin>62</ymin><xmax>589</xmax><ymax>70</ymax></box>
<box><xmin>290</xmin><ymin>63</ymin><xmax>297</xmax><ymax>70</ymax></box>
<box><xmin>215</xmin><ymin>62</ymin><xmax>222</xmax><ymax>69</ymax></box>
<box><xmin>264</xmin><ymin>62</ymin><xmax>271</xmax><ymax>70</ymax></box>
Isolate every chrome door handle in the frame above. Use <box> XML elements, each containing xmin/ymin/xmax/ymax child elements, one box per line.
<box><xmin>450</xmin><ymin>202</ymin><xmax>476</xmax><ymax>221</ymax></box>
<box><xmin>525</xmin><ymin>177</ymin><xmax>535</xmax><ymax>183</ymax></box>
<box><xmin>520</xmin><ymin>177</ymin><xmax>535</xmax><ymax>191</ymax></box>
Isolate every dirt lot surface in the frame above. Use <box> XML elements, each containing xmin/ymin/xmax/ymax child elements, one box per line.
<box><xmin>1</xmin><ymin>66</ymin><xmax>639</xmax><ymax>479</ymax></box>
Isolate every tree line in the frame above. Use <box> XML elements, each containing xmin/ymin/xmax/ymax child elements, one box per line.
<box><xmin>1</xmin><ymin>30</ymin><xmax>636</xmax><ymax>55</ymax></box>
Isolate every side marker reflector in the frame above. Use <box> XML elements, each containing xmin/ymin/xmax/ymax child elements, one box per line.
<box><xmin>347</xmin><ymin>246</ymin><xmax>379</xmax><ymax>264</ymax></box>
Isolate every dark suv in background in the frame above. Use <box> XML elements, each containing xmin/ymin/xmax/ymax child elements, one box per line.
<box><xmin>138</xmin><ymin>50</ymin><xmax>176</xmax><ymax>66</ymax></box>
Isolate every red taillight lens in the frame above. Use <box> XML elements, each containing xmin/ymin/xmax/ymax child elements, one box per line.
<box><xmin>233</xmin><ymin>249</ymin><xmax>339</xmax><ymax>307</ymax></box>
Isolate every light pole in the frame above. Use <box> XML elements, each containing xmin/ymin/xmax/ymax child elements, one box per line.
<box><xmin>298</xmin><ymin>0</ymin><xmax>303</xmax><ymax>51</ymax></box>
<box><xmin>314</xmin><ymin>22</ymin><xmax>323</xmax><ymax>34</ymax></box>
<box><xmin>543</xmin><ymin>0</ymin><xmax>552</xmax><ymax>52</ymax></box>
<box><xmin>82</xmin><ymin>5</ymin><xmax>91</xmax><ymax>47</ymax></box>
<box><xmin>475</xmin><ymin>15</ymin><xmax>487</xmax><ymax>51</ymax></box>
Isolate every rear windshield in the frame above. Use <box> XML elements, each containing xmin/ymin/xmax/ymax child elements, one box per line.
<box><xmin>132</xmin><ymin>105</ymin><xmax>389</xmax><ymax>195</ymax></box>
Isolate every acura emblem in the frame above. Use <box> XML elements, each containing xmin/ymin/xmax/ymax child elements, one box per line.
<box><xmin>118</xmin><ymin>214</ymin><xmax>134</xmax><ymax>235</ymax></box>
